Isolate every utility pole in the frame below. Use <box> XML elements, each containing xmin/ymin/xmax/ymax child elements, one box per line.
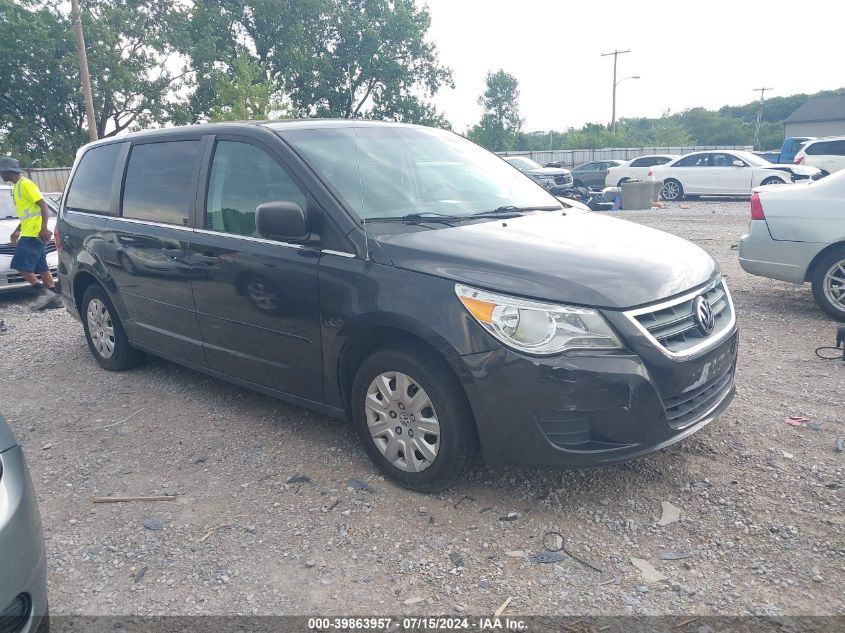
<box><xmin>753</xmin><ymin>87</ymin><xmax>773</xmax><ymax>150</ymax></box>
<box><xmin>602</xmin><ymin>49</ymin><xmax>630</xmax><ymax>135</ymax></box>
<box><xmin>71</xmin><ymin>0</ymin><xmax>98</xmax><ymax>141</ymax></box>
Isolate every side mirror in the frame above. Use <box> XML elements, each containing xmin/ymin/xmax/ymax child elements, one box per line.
<box><xmin>732</xmin><ymin>160</ymin><xmax>745</xmax><ymax>167</ymax></box>
<box><xmin>255</xmin><ymin>201</ymin><xmax>309</xmax><ymax>242</ymax></box>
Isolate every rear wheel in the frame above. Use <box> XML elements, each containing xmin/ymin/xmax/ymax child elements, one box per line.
<box><xmin>811</xmin><ymin>248</ymin><xmax>845</xmax><ymax>321</ymax></box>
<box><xmin>616</xmin><ymin>178</ymin><xmax>630</xmax><ymax>187</ymax></box>
<box><xmin>81</xmin><ymin>285</ymin><xmax>145</xmax><ymax>370</ymax></box>
<box><xmin>661</xmin><ymin>178</ymin><xmax>684</xmax><ymax>201</ymax></box>
<box><xmin>350</xmin><ymin>345</ymin><xmax>478</xmax><ymax>492</ymax></box>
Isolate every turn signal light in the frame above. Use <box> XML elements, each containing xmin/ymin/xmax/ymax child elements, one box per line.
<box><xmin>750</xmin><ymin>193</ymin><xmax>765</xmax><ymax>220</ymax></box>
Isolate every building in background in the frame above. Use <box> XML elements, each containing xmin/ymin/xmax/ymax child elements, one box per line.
<box><xmin>784</xmin><ymin>95</ymin><xmax>845</xmax><ymax>138</ymax></box>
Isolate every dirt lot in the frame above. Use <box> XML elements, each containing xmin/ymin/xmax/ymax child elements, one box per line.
<box><xmin>1</xmin><ymin>199</ymin><xmax>843</xmax><ymax>618</ymax></box>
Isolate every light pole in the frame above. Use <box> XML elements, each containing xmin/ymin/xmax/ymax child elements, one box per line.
<box><xmin>611</xmin><ymin>75</ymin><xmax>640</xmax><ymax>135</ymax></box>
<box><xmin>602</xmin><ymin>49</ymin><xmax>631</xmax><ymax>135</ymax></box>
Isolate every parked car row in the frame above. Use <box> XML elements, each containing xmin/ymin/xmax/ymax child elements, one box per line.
<box><xmin>651</xmin><ymin>150</ymin><xmax>822</xmax><ymax>200</ymax></box>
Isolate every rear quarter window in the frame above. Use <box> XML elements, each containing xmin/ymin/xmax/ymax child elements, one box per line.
<box><xmin>65</xmin><ymin>143</ymin><xmax>124</xmax><ymax>215</ymax></box>
<box><xmin>805</xmin><ymin>141</ymin><xmax>829</xmax><ymax>155</ymax></box>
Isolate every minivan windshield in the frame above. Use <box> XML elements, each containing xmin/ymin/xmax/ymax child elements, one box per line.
<box><xmin>279</xmin><ymin>125</ymin><xmax>560</xmax><ymax>220</ymax></box>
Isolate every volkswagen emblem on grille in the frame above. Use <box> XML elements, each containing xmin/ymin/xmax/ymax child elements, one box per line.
<box><xmin>693</xmin><ymin>295</ymin><xmax>716</xmax><ymax>336</ymax></box>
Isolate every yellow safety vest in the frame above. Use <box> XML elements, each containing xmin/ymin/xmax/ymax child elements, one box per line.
<box><xmin>13</xmin><ymin>177</ymin><xmax>44</xmax><ymax>238</ymax></box>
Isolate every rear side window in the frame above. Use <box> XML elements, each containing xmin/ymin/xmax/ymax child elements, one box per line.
<box><xmin>122</xmin><ymin>141</ymin><xmax>200</xmax><ymax>225</ymax></box>
<box><xmin>676</xmin><ymin>154</ymin><xmax>708</xmax><ymax>167</ymax></box>
<box><xmin>827</xmin><ymin>140</ymin><xmax>845</xmax><ymax>155</ymax></box>
<box><xmin>65</xmin><ymin>143</ymin><xmax>123</xmax><ymax>214</ymax></box>
<box><xmin>805</xmin><ymin>141</ymin><xmax>828</xmax><ymax>155</ymax></box>
<box><xmin>205</xmin><ymin>140</ymin><xmax>307</xmax><ymax>236</ymax></box>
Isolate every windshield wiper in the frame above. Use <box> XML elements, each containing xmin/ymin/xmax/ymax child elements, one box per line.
<box><xmin>364</xmin><ymin>212</ymin><xmax>464</xmax><ymax>224</ymax></box>
<box><xmin>466</xmin><ymin>205</ymin><xmax>562</xmax><ymax>219</ymax></box>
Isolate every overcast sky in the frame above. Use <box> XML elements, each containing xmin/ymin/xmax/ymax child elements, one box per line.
<box><xmin>424</xmin><ymin>0</ymin><xmax>844</xmax><ymax>133</ymax></box>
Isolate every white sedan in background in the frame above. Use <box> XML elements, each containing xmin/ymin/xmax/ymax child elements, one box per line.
<box><xmin>1</xmin><ymin>186</ymin><xmax>59</xmax><ymax>293</ymax></box>
<box><xmin>651</xmin><ymin>150</ymin><xmax>822</xmax><ymax>201</ymax></box>
<box><xmin>739</xmin><ymin>169</ymin><xmax>845</xmax><ymax>321</ymax></box>
<box><xmin>604</xmin><ymin>154</ymin><xmax>678</xmax><ymax>187</ymax></box>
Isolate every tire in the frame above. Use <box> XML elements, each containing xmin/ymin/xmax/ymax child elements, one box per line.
<box><xmin>81</xmin><ymin>285</ymin><xmax>145</xmax><ymax>370</ymax></box>
<box><xmin>616</xmin><ymin>178</ymin><xmax>630</xmax><ymax>187</ymax></box>
<box><xmin>661</xmin><ymin>178</ymin><xmax>684</xmax><ymax>201</ymax></box>
<box><xmin>350</xmin><ymin>344</ymin><xmax>478</xmax><ymax>492</ymax></box>
<box><xmin>811</xmin><ymin>248</ymin><xmax>845</xmax><ymax>322</ymax></box>
<box><xmin>760</xmin><ymin>176</ymin><xmax>785</xmax><ymax>186</ymax></box>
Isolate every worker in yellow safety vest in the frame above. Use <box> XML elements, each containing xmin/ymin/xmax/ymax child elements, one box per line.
<box><xmin>1</xmin><ymin>156</ymin><xmax>62</xmax><ymax>311</ymax></box>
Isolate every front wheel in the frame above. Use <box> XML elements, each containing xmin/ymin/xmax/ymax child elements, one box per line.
<box><xmin>760</xmin><ymin>176</ymin><xmax>785</xmax><ymax>186</ymax></box>
<box><xmin>661</xmin><ymin>179</ymin><xmax>684</xmax><ymax>201</ymax></box>
<box><xmin>811</xmin><ymin>248</ymin><xmax>845</xmax><ymax>321</ymax></box>
<box><xmin>81</xmin><ymin>285</ymin><xmax>145</xmax><ymax>370</ymax></box>
<box><xmin>350</xmin><ymin>345</ymin><xmax>478</xmax><ymax>492</ymax></box>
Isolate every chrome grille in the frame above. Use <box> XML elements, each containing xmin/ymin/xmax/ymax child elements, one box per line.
<box><xmin>0</xmin><ymin>241</ymin><xmax>56</xmax><ymax>256</ymax></box>
<box><xmin>629</xmin><ymin>280</ymin><xmax>734</xmax><ymax>355</ymax></box>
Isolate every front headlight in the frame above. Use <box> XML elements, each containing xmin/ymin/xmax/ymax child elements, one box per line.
<box><xmin>455</xmin><ymin>284</ymin><xmax>623</xmax><ymax>355</ymax></box>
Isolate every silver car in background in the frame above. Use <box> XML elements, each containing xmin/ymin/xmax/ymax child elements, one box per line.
<box><xmin>739</xmin><ymin>169</ymin><xmax>845</xmax><ymax>321</ymax></box>
<box><xmin>0</xmin><ymin>415</ymin><xmax>48</xmax><ymax>633</ymax></box>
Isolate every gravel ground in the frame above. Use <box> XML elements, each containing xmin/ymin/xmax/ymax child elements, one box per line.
<box><xmin>1</xmin><ymin>198</ymin><xmax>843</xmax><ymax>618</ymax></box>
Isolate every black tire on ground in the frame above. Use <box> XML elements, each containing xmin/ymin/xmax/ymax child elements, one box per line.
<box><xmin>661</xmin><ymin>178</ymin><xmax>684</xmax><ymax>201</ymax></box>
<box><xmin>616</xmin><ymin>178</ymin><xmax>630</xmax><ymax>187</ymax></box>
<box><xmin>80</xmin><ymin>284</ymin><xmax>145</xmax><ymax>370</ymax></box>
<box><xmin>760</xmin><ymin>176</ymin><xmax>785</xmax><ymax>186</ymax></box>
<box><xmin>810</xmin><ymin>248</ymin><xmax>845</xmax><ymax>322</ymax></box>
<box><xmin>350</xmin><ymin>344</ymin><xmax>478</xmax><ymax>492</ymax></box>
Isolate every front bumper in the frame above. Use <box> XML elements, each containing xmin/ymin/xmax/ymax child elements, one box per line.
<box><xmin>459</xmin><ymin>328</ymin><xmax>738</xmax><ymax>469</ymax></box>
<box><xmin>0</xmin><ymin>253</ymin><xmax>59</xmax><ymax>293</ymax></box>
<box><xmin>0</xmin><ymin>446</ymin><xmax>48</xmax><ymax>633</ymax></box>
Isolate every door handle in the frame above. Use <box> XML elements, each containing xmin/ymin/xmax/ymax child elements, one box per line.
<box><xmin>192</xmin><ymin>252</ymin><xmax>219</xmax><ymax>265</ymax></box>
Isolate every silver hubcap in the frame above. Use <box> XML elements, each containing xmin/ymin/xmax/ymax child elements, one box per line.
<box><xmin>365</xmin><ymin>371</ymin><xmax>441</xmax><ymax>473</ymax></box>
<box><xmin>663</xmin><ymin>181</ymin><xmax>680</xmax><ymax>200</ymax></box>
<box><xmin>823</xmin><ymin>258</ymin><xmax>845</xmax><ymax>310</ymax></box>
<box><xmin>87</xmin><ymin>299</ymin><xmax>115</xmax><ymax>359</ymax></box>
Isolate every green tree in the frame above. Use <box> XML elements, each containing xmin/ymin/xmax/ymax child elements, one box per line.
<box><xmin>207</xmin><ymin>53</ymin><xmax>293</xmax><ymax>122</ymax></box>
<box><xmin>467</xmin><ymin>70</ymin><xmax>523</xmax><ymax>151</ymax></box>
<box><xmin>0</xmin><ymin>0</ymin><xmax>85</xmax><ymax>165</ymax></box>
<box><xmin>185</xmin><ymin>0</ymin><xmax>452</xmax><ymax>125</ymax></box>
<box><xmin>82</xmin><ymin>0</ymin><xmax>192</xmax><ymax>137</ymax></box>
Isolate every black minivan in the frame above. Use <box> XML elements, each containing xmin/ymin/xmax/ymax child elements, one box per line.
<box><xmin>57</xmin><ymin>121</ymin><xmax>738</xmax><ymax>491</ymax></box>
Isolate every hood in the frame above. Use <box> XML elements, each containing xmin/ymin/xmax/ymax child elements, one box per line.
<box><xmin>0</xmin><ymin>217</ymin><xmax>56</xmax><ymax>244</ymax></box>
<box><xmin>0</xmin><ymin>415</ymin><xmax>18</xmax><ymax>453</ymax></box>
<box><xmin>376</xmin><ymin>212</ymin><xmax>718</xmax><ymax>310</ymax></box>
<box><xmin>763</xmin><ymin>164</ymin><xmax>820</xmax><ymax>176</ymax></box>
